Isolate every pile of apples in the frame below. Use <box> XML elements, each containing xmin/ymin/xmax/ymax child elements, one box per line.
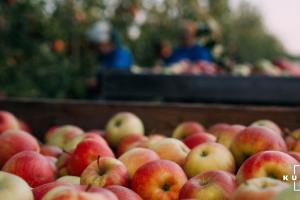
<box><xmin>1</xmin><ymin>110</ymin><xmax>300</xmax><ymax>200</ymax></box>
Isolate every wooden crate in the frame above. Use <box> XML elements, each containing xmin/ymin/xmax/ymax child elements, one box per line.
<box><xmin>1</xmin><ymin>99</ymin><xmax>300</xmax><ymax>140</ymax></box>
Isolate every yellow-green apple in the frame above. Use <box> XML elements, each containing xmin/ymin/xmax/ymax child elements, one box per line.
<box><xmin>0</xmin><ymin>129</ymin><xmax>40</xmax><ymax>167</ymax></box>
<box><xmin>184</xmin><ymin>142</ymin><xmax>235</xmax><ymax>178</ymax></box>
<box><xmin>183</xmin><ymin>133</ymin><xmax>216</xmax><ymax>149</ymax></box>
<box><xmin>207</xmin><ymin>123</ymin><xmax>231</xmax><ymax>135</ymax></box>
<box><xmin>137</xmin><ymin>134</ymin><xmax>166</xmax><ymax>149</ymax></box>
<box><xmin>117</xmin><ymin>134</ymin><xmax>147</xmax><ymax>156</ymax></box>
<box><xmin>67</xmin><ymin>139</ymin><xmax>115</xmax><ymax>176</ymax></box>
<box><xmin>150</xmin><ymin>138</ymin><xmax>190</xmax><ymax>166</ymax></box>
<box><xmin>273</xmin><ymin>185</ymin><xmax>300</xmax><ymax>200</ymax></box>
<box><xmin>0</xmin><ymin>111</ymin><xmax>19</xmax><ymax>133</ymax></box>
<box><xmin>44</xmin><ymin>126</ymin><xmax>59</xmax><ymax>143</ymax></box>
<box><xmin>81</xmin><ymin>157</ymin><xmax>129</xmax><ymax>187</ymax></box>
<box><xmin>288</xmin><ymin>152</ymin><xmax>300</xmax><ymax>162</ymax></box>
<box><xmin>57</xmin><ymin>176</ymin><xmax>80</xmax><ymax>184</ymax></box>
<box><xmin>118</xmin><ymin>147</ymin><xmax>160</xmax><ymax>178</ymax></box>
<box><xmin>232</xmin><ymin>177</ymin><xmax>289</xmax><ymax>200</ymax></box>
<box><xmin>2</xmin><ymin>150</ymin><xmax>56</xmax><ymax>187</ymax></box>
<box><xmin>106</xmin><ymin>185</ymin><xmax>142</xmax><ymax>200</ymax></box>
<box><xmin>41</xmin><ymin>145</ymin><xmax>63</xmax><ymax>158</ymax></box>
<box><xmin>32</xmin><ymin>181</ymin><xmax>68</xmax><ymax>200</ymax></box>
<box><xmin>213</xmin><ymin>125</ymin><xmax>245</xmax><ymax>148</ymax></box>
<box><xmin>64</xmin><ymin>132</ymin><xmax>109</xmax><ymax>152</ymax></box>
<box><xmin>236</xmin><ymin>151</ymin><xmax>299</xmax><ymax>184</ymax></box>
<box><xmin>131</xmin><ymin>160</ymin><xmax>187</xmax><ymax>200</ymax></box>
<box><xmin>0</xmin><ymin>171</ymin><xmax>34</xmax><ymax>200</ymax></box>
<box><xmin>179</xmin><ymin>170</ymin><xmax>237</xmax><ymax>200</ymax></box>
<box><xmin>172</xmin><ymin>121</ymin><xmax>205</xmax><ymax>140</ymax></box>
<box><xmin>250</xmin><ymin>120</ymin><xmax>282</xmax><ymax>136</ymax></box>
<box><xmin>42</xmin><ymin>185</ymin><xmax>118</xmax><ymax>200</ymax></box>
<box><xmin>46</xmin><ymin>125</ymin><xmax>84</xmax><ymax>149</ymax></box>
<box><xmin>105</xmin><ymin>112</ymin><xmax>144</xmax><ymax>148</ymax></box>
<box><xmin>285</xmin><ymin>129</ymin><xmax>300</xmax><ymax>151</ymax></box>
<box><xmin>230</xmin><ymin>126</ymin><xmax>287</xmax><ymax>166</ymax></box>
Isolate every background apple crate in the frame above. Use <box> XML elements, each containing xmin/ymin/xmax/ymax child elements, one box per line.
<box><xmin>1</xmin><ymin>99</ymin><xmax>300</xmax><ymax>141</ymax></box>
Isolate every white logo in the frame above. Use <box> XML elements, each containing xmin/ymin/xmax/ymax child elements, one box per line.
<box><xmin>282</xmin><ymin>164</ymin><xmax>300</xmax><ymax>191</ymax></box>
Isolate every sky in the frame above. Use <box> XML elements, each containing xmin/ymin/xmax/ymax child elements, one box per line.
<box><xmin>229</xmin><ymin>0</ymin><xmax>300</xmax><ymax>56</ymax></box>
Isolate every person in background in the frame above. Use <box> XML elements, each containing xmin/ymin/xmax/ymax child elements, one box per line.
<box><xmin>154</xmin><ymin>40</ymin><xmax>173</xmax><ymax>69</ymax></box>
<box><xmin>165</xmin><ymin>21</ymin><xmax>212</xmax><ymax>65</ymax></box>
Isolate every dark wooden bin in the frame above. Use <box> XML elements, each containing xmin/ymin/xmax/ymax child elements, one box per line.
<box><xmin>1</xmin><ymin>99</ymin><xmax>300</xmax><ymax>141</ymax></box>
<box><xmin>102</xmin><ymin>73</ymin><xmax>300</xmax><ymax>105</ymax></box>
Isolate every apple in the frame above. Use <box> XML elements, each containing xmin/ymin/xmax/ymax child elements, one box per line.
<box><xmin>273</xmin><ymin>185</ymin><xmax>300</xmax><ymax>200</ymax></box>
<box><xmin>118</xmin><ymin>147</ymin><xmax>160</xmax><ymax>178</ymax></box>
<box><xmin>131</xmin><ymin>160</ymin><xmax>187</xmax><ymax>200</ymax></box>
<box><xmin>172</xmin><ymin>121</ymin><xmax>205</xmax><ymax>140</ymax></box>
<box><xmin>117</xmin><ymin>134</ymin><xmax>147</xmax><ymax>156</ymax></box>
<box><xmin>230</xmin><ymin>126</ymin><xmax>287</xmax><ymax>166</ymax></box>
<box><xmin>56</xmin><ymin>152</ymin><xmax>71</xmax><ymax>176</ymax></box>
<box><xmin>42</xmin><ymin>185</ymin><xmax>118</xmax><ymax>200</ymax></box>
<box><xmin>179</xmin><ymin>170</ymin><xmax>237</xmax><ymax>200</ymax></box>
<box><xmin>44</xmin><ymin>126</ymin><xmax>59</xmax><ymax>143</ymax></box>
<box><xmin>285</xmin><ymin>129</ymin><xmax>300</xmax><ymax>151</ymax></box>
<box><xmin>64</xmin><ymin>132</ymin><xmax>109</xmax><ymax>152</ymax></box>
<box><xmin>32</xmin><ymin>181</ymin><xmax>68</xmax><ymax>200</ymax></box>
<box><xmin>2</xmin><ymin>150</ymin><xmax>56</xmax><ymax>187</ymax></box>
<box><xmin>213</xmin><ymin>125</ymin><xmax>245</xmax><ymax>148</ymax></box>
<box><xmin>0</xmin><ymin>171</ymin><xmax>34</xmax><ymax>200</ymax></box>
<box><xmin>105</xmin><ymin>112</ymin><xmax>144</xmax><ymax>148</ymax></box>
<box><xmin>0</xmin><ymin>129</ymin><xmax>40</xmax><ymax>167</ymax></box>
<box><xmin>137</xmin><ymin>134</ymin><xmax>166</xmax><ymax>149</ymax></box>
<box><xmin>106</xmin><ymin>185</ymin><xmax>142</xmax><ymax>200</ymax></box>
<box><xmin>183</xmin><ymin>132</ymin><xmax>216</xmax><ymax>149</ymax></box>
<box><xmin>67</xmin><ymin>139</ymin><xmax>115</xmax><ymax>176</ymax></box>
<box><xmin>207</xmin><ymin>123</ymin><xmax>231</xmax><ymax>135</ymax></box>
<box><xmin>57</xmin><ymin>176</ymin><xmax>80</xmax><ymax>184</ymax></box>
<box><xmin>81</xmin><ymin>157</ymin><xmax>129</xmax><ymax>187</ymax></box>
<box><xmin>250</xmin><ymin>120</ymin><xmax>282</xmax><ymax>136</ymax></box>
<box><xmin>232</xmin><ymin>177</ymin><xmax>289</xmax><ymax>200</ymax></box>
<box><xmin>0</xmin><ymin>111</ymin><xmax>19</xmax><ymax>133</ymax></box>
<box><xmin>288</xmin><ymin>152</ymin><xmax>300</xmax><ymax>162</ymax></box>
<box><xmin>150</xmin><ymin>138</ymin><xmax>190</xmax><ymax>166</ymax></box>
<box><xmin>236</xmin><ymin>151</ymin><xmax>299</xmax><ymax>184</ymax></box>
<box><xmin>18</xmin><ymin>119</ymin><xmax>31</xmax><ymax>133</ymax></box>
<box><xmin>184</xmin><ymin>142</ymin><xmax>235</xmax><ymax>178</ymax></box>
<box><xmin>46</xmin><ymin>125</ymin><xmax>84</xmax><ymax>149</ymax></box>
<box><xmin>41</xmin><ymin>145</ymin><xmax>63</xmax><ymax>158</ymax></box>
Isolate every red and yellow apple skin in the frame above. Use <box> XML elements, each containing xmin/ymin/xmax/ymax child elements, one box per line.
<box><xmin>118</xmin><ymin>147</ymin><xmax>160</xmax><ymax>178</ymax></box>
<box><xmin>184</xmin><ymin>142</ymin><xmax>236</xmax><ymax>178</ymax></box>
<box><xmin>56</xmin><ymin>152</ymin><xmax>71</xmax><ymax>176</ymax></box>
<box><xmin>18</xmin><ymin>119</ymin><xmax>31</xmax><ymax>133</ymax></box>
<box><xmin>250</xmin><ymin>120</ymin><xmax>282</xmax><ymax>136</ymax></box>
<box><xmin>0</xmin><ymin>129</ymin><xmax>40</xmax><ymax>167</ymax></box>
<box><xmin>137</xmin><ymin>134</ymin><xmax>166</xmax><ymax>149</ymax></box>
<box><xmin>183</xmin><ymin>133</ymin><xmax>216</xmax><ymax>149</ymax></box>
<box><xmin>150</xmin><ymin>138</ymin><xmax>190</xmax><ymax>167</ymax></box>
<box><xmin>179</xmin><ymin>170</ymin><xmax>237</xmax><ymax>200</ymax></box>
<box><xmin>207</xmin><ymin>123</ymin><xmax>231</xmax><ymax>135</ymax></box>
<box><xmin>0</xmin><ymin>111</ymin><xmax>19</xmax><ymax>134</ymax></box>
<box><xmin>80</xmin><ymin>157</ymin><xmax>129</xmax><ymax>187</ymax></box>
<box><xmin>213</xmin><ymin>125</ymin><xmax>245</xmax><ymax>148</ymax></box>
<box><xmin>67</xmin><ymin>139</ymin><xmax>115</xmax><ymax>176</ymax></box>
<box><xmin>2</xmin><ymin>150</ymin><xmax>56</xmax><ymax>187</ymax></box>
<box><xmin>131</xmin><ymin>160</ymin><xmax>187</xmax><ymax>200</ymax></box>
<box><xmin>117</xmin><ymin>134</ymin><xmax>147</xmax><ymax>156</ymax></box>
<box><xmin>32</xmin><ymin>181</ymin><xmax>68</xmax><ymax>200</ymax></box>
<box><xmin>172</xmin><ymin>121</ymin><xmax>205</xmax><ymax>140</ymax></box>
<box><xmin>232</xmin><ymin>177</ymin><xmax>289</xmax><ymax>200</ymax></box>
<box><xmin>288</xmin><ymin>151</ymin><xmax>300</xmax><ymax>162</ymax></box>
<box><xmin>41</xmin><ymin>145</ymin><xmax>63</xmax><ymax>158</ymax></box>
<box><xmin>230</xmin><ymin>126</ymin><xmax>287</xmax><ymax>166</ymax></box>
<box><xmin>106</xmin><ymin>185</ymin><xmax>143</xmax><ymax>200</ymax></box>
<box><xmin>236</xmin><ymin>151</ymin><xmax>299</xmax><ymax>184</ymax></box>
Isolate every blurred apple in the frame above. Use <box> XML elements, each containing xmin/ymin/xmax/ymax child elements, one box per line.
<box><xmin>172</xmin><ymin>121</ymin><xmax>205</xmax><ymax>140</ymax></box>
<box><xmin>0</xmin><ymin>111</ymin><xmax>19</xmax><ymax>133</ymax></box>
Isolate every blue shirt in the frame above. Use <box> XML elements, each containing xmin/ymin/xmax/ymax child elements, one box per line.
<box><xmin>98</xmin><ymin>47</ymin><xmax>133</xmax><ymax>70</ymax></box>
<box><xmin>165</xmin><ymin>44</ymin><xmax>212</xmax><ymax>65</ymax></box>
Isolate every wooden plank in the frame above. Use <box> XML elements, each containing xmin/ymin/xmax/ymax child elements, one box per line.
<box><xmin>1</xmin><ymin>99</ymin><xmax>300</xmax><ymax>140</ymax></box>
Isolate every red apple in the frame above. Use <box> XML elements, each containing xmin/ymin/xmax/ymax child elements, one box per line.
<box><xmin>288</xmin><ymin>152</ymin><xmax>300</xmax><ymax>162</ymax></box>
<box><xmin>250</xmin><ymin>120</ymin><xmax>282</xmax><ymax>136</ymax></box>
<box><xmin>18</xmin><ymin>119</ymin><xmax>31</xmax><ymax>133</ymax></box>
<box><xmin>232</xmin><ymin>177</ymin><xmax>289</xmax><ymax>200</ymax></box>
<box><xmin>150</xmin><ymin>138</ymin><xmax>190</xmax><ymax>166</ymax></box>
<box><xmin>105</xmin><ymin>112</ymin><xmax>145</xmax><ymax>148</ymax></box>
<box><xmin>184</xmin><ymin>142</ymin><xmax>235</xmax><ymax>178</ymax></box>
<box><xmin>2</xmin><ymin>150</ymin><xmax>56</xmax><ymax>187</ymax></box>
<box><xmin>183</xmin><ymin>132</ymin><xmax>216</xmax><ymax>149</ymax></box>
<box><xmin>41</xmin><ymin>145</ymin><xmax>63</xmax><ymax>158</ymax></box>
<box><xmin>106</xmin><ymin>185</ymin><xmax>142</xmax><ymax>200</ymax></box>
<box><xmin>0</xmin><ymin>111</ymin><xmax>19</xmax><ymax>133</ymax></box>
<box><xmin>172</xmin><ymin>121</ymin><xmax>205</xmax><ymax>140</ymax></box>
<box><xmin>0</xmin><ymin>129</ymin><xmax>40</xmax><ymax>167</ymax></box>
<box><xmin>67</xmin><ymin>139</ymin><xmax>115</xmax><ymax>176</ymax></box>
<box><xmin>117</xmin><ymin>134</ymin><xmax>147</xmax><ymax>156</ymax></box>
<box><xmin>118</xmin><ymin>147</ymin><xmax>160</xmax><ymax>178</ymax></box>
<box><xmin>131</xmin><ymin>160</ymin><xmax>187</xmax><ymax>200</ymax></box>
<box><xmin>137</xmin><ymin>134</ymin><xmax>166</xmax><ymax>149</ymax></box>
<box><xmin>56</xmin><ymin>152</ymin><xmax>71</xmax><ymax>176</ymax></box>
<box><xmin>230</xmin><ymin>126</ymin><xmax>287</xmax><ymax>166</ymax></box>
<box><xmin>207</xmin><ymin>123</ymin><xmax>231</xmax><ymax>135</ymax></box>
<box><xmin>32</xmin><ymin>181</ymin><xmax>68</xmax><ymax>200</ymax></box>
<box><xmin>179</xmin><ymin>170</ymin><xmax>237</xmax><ymax>200</ymax></box>
<box><xmin>236</xmin><ymin>151</ymin><xmax>299</xmax><ymax>184</ymax></box>
<box><xmin>214</xmin><ymin>125</ymin><xmax>245</xmax><ymax>148</ymax></box>
<box><xmin>81</xmin><ymin>157</ymin><xmax>129</xmax><ymax>187</ymax></box>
